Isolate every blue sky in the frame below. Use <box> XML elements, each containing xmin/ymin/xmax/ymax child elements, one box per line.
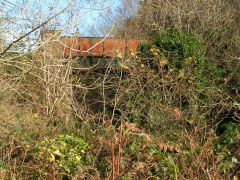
<box><xmin>1</xmin><ymin>0</ymin><xmax>123</xmax><ymax>36</ymax></box>
<box><xmin>1</xmin><ymin>0</ymin><xmax>139</xmax><ymax>46</ymax></box>
<box><xmin>43</xmin><ymin>0</ymin><xmax>124</xmax><ymax>36</ymax></box>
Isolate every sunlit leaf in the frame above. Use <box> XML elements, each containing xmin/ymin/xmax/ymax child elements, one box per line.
<box><xmin>160</xmin><ymin>59</ymin><xmax>169</xmax><ymax>66</ymax></box>
<box><xmin>50</xmin><ymin>153</ymin><xmax>55</xmax><ymax>162</ymax></box>
<box><xmin>188</xmin><ymin>120</ymin><xmax>194</xmax><ymax>125</ymax></box>
<box><xmin>178</xmin><ymin>70</ymin><xmax>185</xmax><ymax>78</ymax></box>
<box><xmin>118</xmin><ymin>62</ymin><xmax>129</xmax><ymax>70</ymax></box>
<box><xmin>32</xmin><ymin>113</ymin><xmax>38</xmax><ymax>118</ymax></box>
<box><xmin>74</xmin><ymin>32</ymin><xmax>80</xmax><ymax>36</ymax></box>
<box><xmin>117</xmin><ymin>51</ymin><xmax>123</xmax><ymax>59</ymax></box>
<box><xmin>130</xmin><ymin>51</ymin><xmax>136</xmax><ymax>56</ymax></box>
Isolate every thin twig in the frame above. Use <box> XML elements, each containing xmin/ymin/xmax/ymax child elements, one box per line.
<box><xmin>111</xmin><ymin>143</ymin><xmax>115</xmax><ymax>180</ymax></box>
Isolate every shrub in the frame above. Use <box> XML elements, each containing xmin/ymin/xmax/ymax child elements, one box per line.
<box><xmin>36</xmin><ymin>133</ymin><xmax>93</xmax><ymax>176</ymax></box>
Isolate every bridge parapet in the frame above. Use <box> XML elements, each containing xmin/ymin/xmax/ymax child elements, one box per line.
<box><xmin>41</xmin><ymin>30</ymin><xmax>148</xmax><ymax>58</ymax></box>
<box><xmin>61</xmin><ymin>37</ymin><xmax>147</xmax><ymax>57</ymax></box>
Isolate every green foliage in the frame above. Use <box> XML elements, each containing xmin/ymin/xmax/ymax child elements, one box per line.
<box><xmin>149</xmin><ymin>142</ymin><xmax>179</xmax><ymax>179</ymax></box>
<box><xmin>138</xmin><ymin>28</ymin><xmax>231</xmax><ymax>113</ymax></box>
<box><xmin>123</xmin><ymin>135</ymin><xmax>179</xmax><ymax>179</ymax></box>
<box><xmin>152</xmin><ymin>28</ymin><xmax>237</xmax><ymax>89</ymax></box>
<box><xmin>214</xmin><ymin>122</ymin><xmax>240</xmax><ymax>173</ymax></box>
<box><xmin>125</xmin><ymin>90</ymin><xmax>163</xmax><ymax>130</ymax></box>
<box><xmin>130</xmin><ymin>28</ymin><xmax>212</xmax><ymax>129</ymax></box>
<box><xmin>218</xmin><ymin>122</ymin><xmax>240</xmax><ymax>148</ymax></box>
<box><xmin>154</xmin><ymin>28</ymin><xmax>203</xmax><ymax>69</ymax></box>
<box><xmin>0</xmin><ymin>161</ymin><xmax>6</xmax><ymax>170</ymax></box>
<box><xmin>138</xmin><ymin>43</ymin><xmax>152</xmax><ymax>54</ymax></box>
<box><xmin>154</xmin><ymin>28</ymin><xmax>181</xmax><ymax>52</ymax></box>
<box><xmin>36</xmin><ymin>133</ymin><xmax>92</xmax><ymax>175</ymax></box>
<box><xmin>139</xmin><ymin>28</ymin><xmax>209</xmax><ymax>89</ymax></box>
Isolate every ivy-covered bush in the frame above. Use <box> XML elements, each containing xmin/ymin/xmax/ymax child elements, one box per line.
<box><xmin>140</xmin><ymin>28</ymin><xmax>231</xmax><ymax>87</ymax></box>
<box><xmin>36</xmin><ymin>133</ymin><xmax>93</xmax><ymax>176</ymax></box>
<box><xmin>141</xmin><ymin>28</ymin><xmax>207</xmax><ymax>85</ymax></box>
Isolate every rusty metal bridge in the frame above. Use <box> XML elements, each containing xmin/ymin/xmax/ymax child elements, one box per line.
<box><xmin>41</xmin><ymin>30</ymin><xmax>148</xmax><ymax>68</ymax></box>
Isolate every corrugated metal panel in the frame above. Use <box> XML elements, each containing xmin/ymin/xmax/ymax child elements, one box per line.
<box><xmin>62</xmin><ymin>37</ymin><xmax>79</xmax><ymax>56</ymax></box>
<box><xmin>127</xmin><ymin>40</ymin><xmax>140</xmax><ymax>56</ymax></box>
<box><xmin>91</xmin><ymin>38</ymin><xmax>104</xmax><ymax>56</ymax></box>
<box><xmin>61</xmin><ymin>37</ymin><xmax>144</xmax><ymax>57</ymax></box>
<box><xmin>104</xmin><ymin>39</ymin><xmax>126</xmax><ymax>56</ymax></box>
<box><xmin>79</xmin><ymin>38</ymin><xmax>90</xmax><ymax>56</ymax></box>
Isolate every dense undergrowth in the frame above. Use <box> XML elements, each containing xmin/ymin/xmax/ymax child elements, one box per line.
<box><xmin>0</xmin><ymin>26</ymin><xmax>239</xmax><ymax>179</ymax></box>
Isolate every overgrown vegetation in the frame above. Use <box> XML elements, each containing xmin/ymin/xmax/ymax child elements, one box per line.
<box><xmin>0</xmin><ymin>0</ymin><xmax>240</xmax><ymax>179</ymax></box>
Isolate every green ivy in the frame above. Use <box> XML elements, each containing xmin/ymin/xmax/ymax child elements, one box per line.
<box><xmin>218</xmin><ymin>122</ymin><xmax>240</xmax><ymax>147</ymax></box>
<box><xmin>140</xmin><ymin>28</ymin><xmax>207</xmax><ymax>86</ymax></box>
<box><xmin>36</xmin><ymin>133</ymin><xmax>92</xmax><ymax>175</ymax></box>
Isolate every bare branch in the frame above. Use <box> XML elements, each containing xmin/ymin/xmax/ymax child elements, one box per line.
<box><xmin>0</xmin><ymin>0</ymin><xmax>74</xmax><ymax>57</ymax></box>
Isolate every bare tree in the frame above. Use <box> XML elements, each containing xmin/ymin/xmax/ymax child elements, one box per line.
<box><xmin>0</xmin><ymin>0</ymin><xmax>114</xmax><ymax>125</ymax></box>
<box><xmin>99</xmin><ymin>0</ymin><xmax>240</xmax><ymax>42</ymax></box>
